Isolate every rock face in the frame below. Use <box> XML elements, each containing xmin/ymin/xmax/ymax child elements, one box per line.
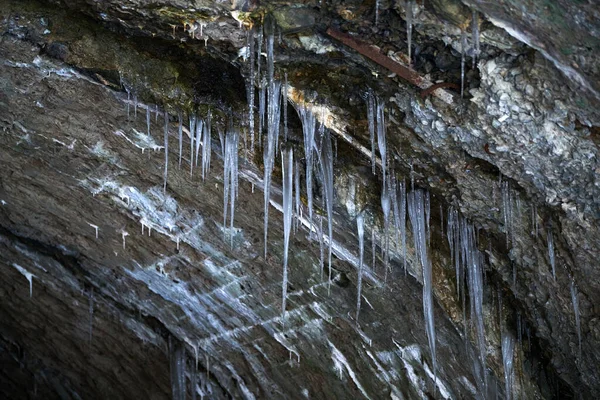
<box><xmin>0</xmin><ymin>0</ymin><xmax>598</xmax><ymax>399</ymax></box>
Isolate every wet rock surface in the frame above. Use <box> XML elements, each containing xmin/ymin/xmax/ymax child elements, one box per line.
<box><xmin>0</xmin><ymin>0</ymin><xmax>599</xmax><ymax>399</ymax></box>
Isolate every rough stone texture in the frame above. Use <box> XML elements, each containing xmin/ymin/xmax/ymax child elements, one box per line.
<box><xmin>0</xmin><ymin>0</ymin><xmax>599</xmax><ymax>399</ymax></box>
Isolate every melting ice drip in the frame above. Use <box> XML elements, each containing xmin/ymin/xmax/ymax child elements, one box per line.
<box><xmin>570</xmin><ymin>278</ymin><xmax>582</xmax><ymax>360</ymax></box>
<box><xmin>405</xmin><ymin>1</ymin><xmax>414</xmax><ymax>65</ymax></box>
<box><xmin>407</xmin><ymin>189</ymin><xmax>436</xmax><ymax>378</ymax></box>
<box><xmin>318</xmin><ymin>127</ymin><xmax>335</xmax><ymax>291</ymax></box>
<box><xmin>223</xmin><ymin>129</ymin><xmax>239</xmax><ymax>246</ymax></box>
<box><xmin>298</xmin><ymin>106</ymin><xmax>317</xmax><ymax>228</ymax></box>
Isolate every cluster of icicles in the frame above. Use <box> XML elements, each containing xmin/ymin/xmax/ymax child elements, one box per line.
<box><xmin>116</xmin><ymin>20</ymin><xmax>583</xmax><ymax>400</ymax></box>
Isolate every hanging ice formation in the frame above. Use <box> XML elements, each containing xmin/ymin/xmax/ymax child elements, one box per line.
<box><xmin>447</xmin><ymin>210</ymin><xmax>488</xmax><ymax>394</ymax></box>
<box><xmin>376</xmin><ymin>97</ymin><xmax>387</xmax><ymax>192</ymax></box>
<box><xmin>405</xmin><ymin>1</ymin><xmax>414</xmax><ymax>65</ymax></box>
<box><xmin>169</xmin><ymin>336</ymin><xmax>186</xmax><ymax>400</ymax></box>
<box><xmin>283</xmin><ymin>72</ymin><xmax>289</xmax><ymax>142</ymax></box>
<box><xmin>223</xmin><ymin>129</ymin><xmax>239</xmax><ymax>246</ymax></box>
<box><xmin>294</xmin><ymin>160</ymin><xmax>301</xmax><ymax>232</ymax></box>
<box><xmin>471</xmin><ymin>11</ymin><xmax>480</xmax><ymax>68</ymax></box>
<box><xmin>318</xmin><ymin>214</ymin><xmax>325</xmax><ymax>280</ymax></box>
<box><xmin>12</xmin><ymin>263</ymin><xmax>34</xmax><ymax>298</ymax></box>
<box><xmin>407</xmin><ymin>189</ymin><xmax>436</xmax><ymax>377</ymax></box>
<box><xmin>281</xmin><ymin>147</ymin><xmax>293</xmax><ymax>321</ymax></box>
<box><xmin>178</xmin><ymin>112</ymin><xmax>183</xmax><ymax>168</ymax></box>
<box><xmin>375</xmin><ymin>0</ymin><xmax>380</xmax><ymax>26</ymax></box>
<box><xmin>163</xmin><ymin>111</ymin><xmax>169</xmax><ymax>193</ymax></box>
<box><xmin>88</xmin><ymin>289</ymin><xmax>94</xmax><ymax>343</ymax></box>
<box><xmin>501</xmin><ymin>180</ymin><xmax>512</xmax><ymax>247</ymax></box>
<box><xmin>298</xmin><ymin>106</ymin><xmax>317</xmax><ymax>228</ymax></box>
<box><xmin>570</xmin><ymin>278</ymin><xmax>582</xmax><ymax>359</ymax></box>
<box><xmin>399</xmin><ymin>179</ymin><xmax>407</xmax><ymax>274</ymax></box>
<box><xmin>381</xmin><ymin>180</ymin><xmax>391</xmax><ymax>283</ymax></box>
<box><xmin>262</xmin><ymin>25</ymin><xmax>282</xmax><ymax>257</ymax></box>
<box><xmin>195</xmin><ymin>118</ymin><xmax>203</xmax><ymax>167</ymax></box>
<box><xmin>547</xmin><ymin>227</ymin><xmax>556</xmax><ymax>280</ymax></box>
<box><xmin>146</xmin><ymin>107</ymin><xmax>151</xmax><ymax>137</ymax></box>
<box><xmin>202</xmin><ymin>111</ymin><xmax>212</xmax><ymax>180</ymax></box>
<box><xmin>247</xmin><ymin>27</ymin><xmax>256</xmax><ymax>153</ymax></box>
<box><xmin>356</xmin><ymin>212</ymin><xmax>365</xmax><ymax>323</ymax></box>
<box><xmin>502</xmin><ymin>331</ymin><xmax>515</xmax><ymax>400</ymax></box>
<box><xmin>367</xmin><ymin>92</ymin><xmax>376</xmax><ymax>174</ymax></box>
<box><xmin>460</xmin><ymin>30</ymin><xmax>467</xmax><ymax>98</ymax></box>
<box><xmin>189</xmin><ymin>114</ymin><xmax>196</xmax><ymax>176</ymax></box>
<box><xmin>318</xmin><ymin>126</ymin><xmax>335</xmax><ymax>291</ymax></box>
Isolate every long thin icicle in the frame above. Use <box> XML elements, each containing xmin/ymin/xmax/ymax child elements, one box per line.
<box><xmin>472</xmin><ymin>11</ymin><xmax>480</xmax><ymax>68</ymax></box>
<box><xmin>547</xmin><ymin>227</ymin><xmax>556</xmax><ymax>280</ymax></box>
<box><xmin>294</xmin><ymin>159</ymin><xmax>301</xmax><ymax>232</ymax></box>
<box><xmin>407</xmin><ymin>190</ymin><xmax>436</xmax><ymax>379</ymax></box>
<box><xmin>281</xmin><ymin>148</ymin><xmax>293</xmax><ymax>321</ymax></box>
<box><xmin>318</xmin><ymin>127</ymin><xmax>335</xmax><ymax>292</ymax></box>
<box><xmin>169</xmin><ymin>336</ymin><xmax>186</xmax><ymax>400</ymax></box>
<box><xmin>223</xmin><ymin>129</ymin><xmax>239</xmax><ymax>246</ymax></box>
<box><xmin>381</xmin><ymin>182</ymin><xmax>391</xmax><ymax>283</ymax></box>
<box><xmin>356</xmin><ymin>212</ymin><xmax>365</xmax><ymax>323</ymax></box>
<box><xmin>202</xmin><ymin>111</ymin><xmax>212</xmax><ymax>180</ymax></box>
<box><xmin>406</xmin><ymin>1</ymin><xmax>414</xmax><ymax>65</ymax></box>
<box><xmin>189</xmin><ymin>114</ymin><xmax>196</xmax><ymax>176</ymax></box>
<box><xmin>178</xmin><ymin>112</ymin><xmax>183</xmax><ymax>168</ymax></box>
<box><xmin>367</xmin><ymin>92</ymin><xmax>376</xmax><ymax>174</ymax></box>
<box><xmin>460</xmin><ymin>30</ymin><xmax>467</xmax><ymax>98</ymax></box>
<box><xmin>298</xmin><ymin>106</ymin><xmax>317</xmax><ymax>227</ymax></box>
<box><xmin>502</xmin><ymin>331</ymin><xmax>515</xmax><ymax>400</ymax></box>
<box><xmin>570</xmin><ymin>278</ymin><xmax>582</xmax><ymax>359</ymax></box>
<box><xmin>376</xmin><ymin>97</ymin><xmax>387</xmax><ymax>192</ymax></box>
<box><xmin>163</xmin><ymin>111</ymin><xmax>169</xmax><ymax>193</ymax></box>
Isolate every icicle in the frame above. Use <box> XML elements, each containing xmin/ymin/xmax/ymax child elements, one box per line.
<box><xmin>376</xmin><ymin>97</ymin><xmax>387</xmax><ymax>191</ymax></box>
<box><xmin>126</xmin><ymin>89</ymin><xmax>131</xmax><ymax>119</ymax></box>
<box><xmin>146</xmin><ymin>107</ymin><xmax>151</xmax><ymax>137</ymax></box>
<box><xmin>356</xmin><ymin>212</ymin><xmax>365</xmax><ymax>323</ymax></box>
<box><xmin>367</xmin><ymin>92</ymin><xmax>376</xmax><ymax>174</ymax></box>
<box><xmin>547</xmin><ymin>227</ymin><xmax>556</xmax><ymax>280</ymax></box>
<box><xmin>281</xmin><ymin>148</ymin><xmax>293</xmax><ymax>321</ymax></box>
<box><xmin>155</xmin><ymin>104</ymin><xmax>160</xmax><ymax>123</ymax></box>
<box><xmin>195</xmin><ymin>119</ymin><xmax>203</xmax><ymax>167</ymax></box>
<box><xmin>189</xmin><ymin>115</ymin><xmax>196</xmax><ymax>176</ymax></box>
<box><xmin>133</xmin><ymin>94</ymin><xmax>138</xmax><ymax>119</ymax></box>
<box><xmin>372</xmin><ymin>228</ymin><xmax>377</xmax><ymax>274</ymax></box>
<box><xmin>294</xmin><ymin>160</ymin><xmax>301</xmax><ymax>232</ymax></box>
<box><xmin>223</xmin><ymin>129</ymin><xmax>239</xmax><ymax>246</ymax></box>
<box><xmin>391</xmin><ymin>174</ymin><xmax>401</xmax><ymax>249</ymax></box>
<box><xmin>460</xmin><ymin>30</ymin><xmax>467</xmax><ymax>98</ymax></box>
<box><xmin>178</xmin><ymin>112</ymin><xmax>183</xmax><ymax>168</ymax></box>
<box><xmin>283</xmin><ymin>72</ymin><xmax>288</xmax><ymax>142</ymax></box>
<box><xmin>248</xmin><ymin>27</ymin><xmax>256</xmax><ymax>153</ymax></box>
<box><xmin>375</xmin><ymin>0</ymin><xmax>380</xmax><ymax>26</ymax></box>
<box><xmin>405</xmin><ymin>1</ymin><xmax>414</xmax><ymax>65</ymax></box>
<box><xmin>122</xmin><ymin>230</ymin><xmax>129</xmax><ymax>249</ymax></box>
<box><xmin>202</xmin><ymin>111</ymin><xmax>212</xmax><ymax>180</ymax></box>
<box><xmin>502</xmin><ymin>331</ymin><xmax>515</xmax><ymax>400</ymax></box>
<box><xmin>501</xmin><ymin>180</ymin><xmax>511</xmax><ymax>247</ymax></box>
<box><xmin>381</xmin><ymin>183</ymin><xmax>391</xmax><ymax>283</ymax></box>
<box><xmin>263</xmin><ymin>73</ymin><xmax>282</xmax><ymax>256</ymax></box>
<box><xmin>407</xmin><ymin>190</ymin><xmax>436</xmax><ymax>377</ymax></box>
<box><xmin>472</xmin><ymin>11</ymin><xmax>480</xmax><ymax>69</ymax></box>
<box><xmin>169</xmin><ymin>337</ymin><xmax>186</xmax><ymax>400</ymax></box>
<box><xmin>298</xmin><ymin>107</ymin><xmax>317</xmax><ymax>228</ymax></box>
<box><xmin>570</xmin><ymin>278</ymin><xmax>582</xmax><ymax>359</ymax></box>
<box><xmin>400</xmin><ymin>179</ymin><xmax>407</xmax><ymax>274</ymax></box>
<box><xmin>163</xmin><ymin>111</ymin><xmax>169</xmax><ymax>193</ymax></box>
<box><xmin>319</xmin><ymin>214</ymin><xmax>325</xmax><ymax>281</ymax></box>
<box><xmin>318</xmin><ymin>127</ymin><xmax>335</xmax><ymax>293</ymax></box>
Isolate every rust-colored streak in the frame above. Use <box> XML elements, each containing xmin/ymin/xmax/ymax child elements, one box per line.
<box><xmin>326</xmin><ymin>27</ymin><xmax>424</xmax><ymax>88</ymax></box>
<box><xmin>420</xmin><ymin>82</ymin><xmax>460</xmax><ymax>99</ymax></box>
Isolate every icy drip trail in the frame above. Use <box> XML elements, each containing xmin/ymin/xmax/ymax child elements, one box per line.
<box><xmin>381</xmin><ymin>181</ymin><xmax>391</xmax><ymax>283</ymax></box>
<box><xmin>407</xmin><ymin>189</ymin><xmax>436</xmax><ymax>378</ymax></box>
<box><xmin>163</xmin><ymin>111</ymin><xmax>169</xmax><ymax>193</ymax></box>
<box><xmin>223</xmin><ymin>129</ymin><xmax>239</xmax><ymax>246</ymax></box>
<box><xmin>318</xmin><ymin>127</ymin><xmax>335</xmax><ymax>292</ymax></box>
<box><xmin>502</xmin><ymin>331</ymin><xmax>515</xmax><ymax>400</ymax></box>
<box><xmin>570</xmin><ymin>278</ymin><xmax>582</xmax><ymax>359</ymax></box>
<box><xmin>472</xmin><ymin>11</ymin><xmax>480</xmax><ymax>68</ymax></box>
<box><xmin>367</xmin><ymin>91</ymin><xmax>376</xmax><ymax>174</ymax></box>
<box><xmin>501</xmin><ymin>180</ymin><xmax>512</xmax><ymax>248</ymax></box>
<box><xmin>202</xmin><ymin>111</ymin><xmax>212</xmax><ymax>180</ymax></box>
<box><xmin>146</xmin><ymin>107</ymin><xmax>151</xmax><ymax>137</ymax></box>
<box><xmin>298</xmin><ymin>106</ymin><xmax>317</xmax><ymax>228</ymax></box>
<box><xmin>460</xmin><ymin>30</ymin><xmax>467</xmax><ymax>98</ymax></box>
<box><xmin>169</xmin><ymin>336</ymin><xmax>186</xmax><ymax>400</ymax></box>
<box><xmin>405</xmin><ymin>1</ymin><xmax>414</xmax><ymax>65</ymax></box>
<box><xmin>356</xmin><ymin>213</ymin><xmax>365</xmax><ymax>323</ymax></box>
<box><xmin>547</xmin><ymin>227</ymin><xmax>556</xmax><ymax>280</ymax></box>
<box><xmin>399</xmin><ymin>179</ymin><xmax>407</xmax><ymax>274</ymax></box>
<box><xmin>447</xmin><ymin>208</ymin><xmax>462</xmax><ymax>299</ymax></box>
<box><xmin>375</xmin><ymin>0</ymin><xmax>380</xmax><ymax>26</ymax></box>
<box><xmin>189</xmin><ymin>115</ymin><xmax>196</xmax><ymax>176</ymax></box>
<box><xmin>281</xmin><ymin>148</ymin><xmax>293</xmax><ymax>322</ymax></box>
